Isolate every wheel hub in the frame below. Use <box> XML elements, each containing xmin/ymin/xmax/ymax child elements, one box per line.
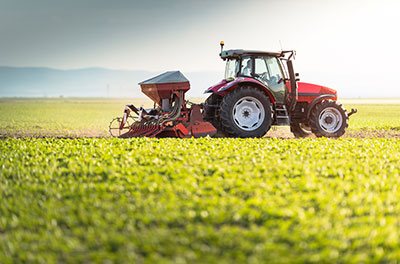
<box><xmin>324</xmin><ymin>116</ymin><xmax>333</xmax><ymax>124</ymax></box>
<box><xmin>318</xmin><ymin>107</ymin><xmax>343</xmax><ymax>133</ymax></box>
<box><xmin>232</xmin><ymin>96</ymin><xmax>265</xmax><ymax>131</ymax></box>
<box><xmin>242</xmin><ymin>109</ymin><xmax>250</xmax><ymax>118</ymax></box>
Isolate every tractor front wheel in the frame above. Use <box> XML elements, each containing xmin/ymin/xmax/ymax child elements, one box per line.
<box><xmin>309</xmin><ymin>100</ymin><xmax>348</xmax><ymax>137</ymax></box>
<box><xmin>219</xmin><ymin>86</ymin><xmax>272</xmax><ymax>138</ymax></box>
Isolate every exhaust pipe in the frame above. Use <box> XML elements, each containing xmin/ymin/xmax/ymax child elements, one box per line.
<box><xmin>286</xmin><ymin>59</ymin><xmax>298</xmax><ymax>111</ymax></box>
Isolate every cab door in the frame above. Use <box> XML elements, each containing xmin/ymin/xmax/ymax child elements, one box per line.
<box><xmin>254</xmin><ymin>56</ymin><xmax>286</xmax><ymax>104</ymax></box>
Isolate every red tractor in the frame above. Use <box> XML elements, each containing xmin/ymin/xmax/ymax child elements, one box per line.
<box><xmin>109</xmin><ymin>42</ymin><xmax>356</xmax><ymax>138</ymax></box>
<box><xmin>203</xmin><ymin>42</ymin><xmax>356</xmax><ymax>138</ymax></box>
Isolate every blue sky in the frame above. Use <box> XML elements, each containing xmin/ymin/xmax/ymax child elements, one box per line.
<box><xmin>1</xmin><ymin>0</ymin><xmax>400</xmax><ymax>97</ymax></box>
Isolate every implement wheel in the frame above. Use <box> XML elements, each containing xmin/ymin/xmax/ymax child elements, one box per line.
<box><xmin>109</xmin><ymin>116</ymin><xmax>136</xmax><ymax>137</ymax></box>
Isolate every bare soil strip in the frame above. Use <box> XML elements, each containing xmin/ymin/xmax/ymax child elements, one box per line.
<box><xmin>265</xmin><ymin>127</ymin><xmax>400</xmax><ymax>139</ymax></box>
<box><xmin>1</xmin><ymin>128</ymin><xmax>399</xmax><ymax>139</ymax></box>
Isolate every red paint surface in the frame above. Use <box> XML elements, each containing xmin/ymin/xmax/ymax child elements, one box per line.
<box><xmin>205</xmin><ymin>77</ymin><xmax>276</xmax><ymax>103</ymax></box>
<box><xmin>297</xmin><ymin>82</ymin><xmax>337</xmax><ymax>103</ymax></box>
<box><xmin>206</xmin><ymin>78</ymin><xmax>337</xmax><ymax>104</ymax></box>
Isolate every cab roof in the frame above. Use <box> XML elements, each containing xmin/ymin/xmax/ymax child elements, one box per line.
<box><xmin>220</xmin><ymin>49</ymin><xmax>283</xmax><ymax>60</ymax></box>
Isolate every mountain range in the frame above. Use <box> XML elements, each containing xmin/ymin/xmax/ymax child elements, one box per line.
<box><xmin>1</xmin><ymin>66</ymin><xmax>398</xmax><ymax>99</ymax></box>
<box><xmin>0</xmin><ymin>66</ymin><xmax>222</xmax><ymax>98</ymax></box>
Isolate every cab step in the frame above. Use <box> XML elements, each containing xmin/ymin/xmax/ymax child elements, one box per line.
<box><xmin>275</xmin><ymin>104</ymin><xmax>290</xmax><ymax>125</ymax></box>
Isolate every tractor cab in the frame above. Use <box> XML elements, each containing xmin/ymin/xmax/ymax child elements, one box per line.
<box><xmin>221</xmin><ymin>49</ymin><xmax>289</xmax><ymax>104</ymax></box>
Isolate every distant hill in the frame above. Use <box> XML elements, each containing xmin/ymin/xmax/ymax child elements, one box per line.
<box><xmin>1</xmin><ymin>66</ymin><xmax>398</xmax><ymax>99</ymax></box>
<box><xmin>0</xmin><ymin>66</ymin><xmax>223</xmax><ymax>98</ymax></box>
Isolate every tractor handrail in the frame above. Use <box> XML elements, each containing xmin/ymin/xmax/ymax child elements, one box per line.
<box><xmin>280</xmin><ymin>50</ymin><xmax>296</xmax><ymax>60</ymax></box>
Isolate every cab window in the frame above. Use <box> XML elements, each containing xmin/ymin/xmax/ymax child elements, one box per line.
<box><xmin>240</xmin><ymin>57</ymin><xmax>252</xmax><ymax>77</ymax></box>
<box><xmin>254</xmin><ymin>57</ymin><xmax>269</xmax><ymax>77</ymax></box>
<box><xmin>225</xmin><ymin>59</ymin><xmax>239</xmax><ymax>80</ymax></box>
<box><xmin>265</xmin><ymin>57</ymin><xmax>283</xmax><ymax>86</ymax></box>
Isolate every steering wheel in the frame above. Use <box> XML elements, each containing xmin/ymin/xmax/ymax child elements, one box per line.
<box><xmin>259</xmin><ymin>72</ymin><xmax>269</xmax><ymax>82</ymax></box>
<box><xmin>270</xmin><ymin>76</ymin><xmax>278</xmax><ymax>85</ymax></box>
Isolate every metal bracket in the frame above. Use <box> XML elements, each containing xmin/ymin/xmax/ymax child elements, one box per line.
<box><xmin>348</xmin><ymin>108</ymin><xmax>358</xmax><ymax>117</ymax></box>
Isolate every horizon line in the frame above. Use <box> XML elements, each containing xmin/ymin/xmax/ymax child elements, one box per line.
<box><xmin>0</xmin><ymin>65</ymin><xmax>223</xmax><ymax>73</ymax></box>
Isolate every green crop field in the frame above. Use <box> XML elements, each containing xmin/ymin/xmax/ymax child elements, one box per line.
<box><xmin>1</xmin><ymin>98</ymin><xmax>400</xmax><ymax>138</ymax></box>
<box><xmin>0</xmin><ymin>98</ymin><xmax>153</xmax><ymax>138</ymax></box>
<box><xmin>1</xmin><ymin>98</ymin><xmax>400</xmax><ymax>263</ymax></box>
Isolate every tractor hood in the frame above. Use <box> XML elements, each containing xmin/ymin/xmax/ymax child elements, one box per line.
<box><xmin>297</xmin><ymin>82</ymin><xmax>337</xmax><ymax>96</ymax></box>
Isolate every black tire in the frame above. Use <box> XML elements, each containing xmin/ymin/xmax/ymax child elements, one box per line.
<box><xmin>219</xmin><ymin>86</ymin><xmax>272</xmax><ymax>138</ymax></box>
<box><xmin>290</xmin><ymin>122</ymin><xmax>313</xmax><ymax>138</ymax></box>
<box><xmin>203</xmin><ymin>93</ymin><xmax>226</xmax><ymax>137</ymax></box>
<box><xmin>309</xmin><ymin>100</ymin><xmax>348</xmax><ymax>138</ymax></box>
<box><xmin>203</xmin><ymin>93</ymin><xmax>222</xmax><ymax>129</ymax></box>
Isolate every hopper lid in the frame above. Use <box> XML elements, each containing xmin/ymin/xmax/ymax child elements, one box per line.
<box><xmin>139</xmin><ymin>71</ymin><xmax>189</xmax><ymax>85</ymax></box>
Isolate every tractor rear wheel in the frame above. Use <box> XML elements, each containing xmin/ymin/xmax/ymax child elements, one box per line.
<box><xmin>309</xmin><ymin>100</ymin><xmax>348</xmax><ymax>137</ymax></box>
<box><xmin>204</xmin><ymin>93</ymin><xmax>222</xmax><ymax>129</ymax></box>
<box><xmin>290</xmin><ymin>122</ymin><xmax>313</xmax><ymax>138</ymax></box>
<box><xmin>219</xmin><ymin>86</ymin><xmax>272</xmax><ymax>138</ymax></box>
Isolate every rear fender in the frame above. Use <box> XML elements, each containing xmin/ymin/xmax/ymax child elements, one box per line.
<box><xmin>207</xmin><ymin>77</ymin><xmax>276</xmax><ymax>104</ymax></box>
<box><xmin>306</xmin><ymin>94</ymin><xmax>336</xmax><ymax>119</ymax></box>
